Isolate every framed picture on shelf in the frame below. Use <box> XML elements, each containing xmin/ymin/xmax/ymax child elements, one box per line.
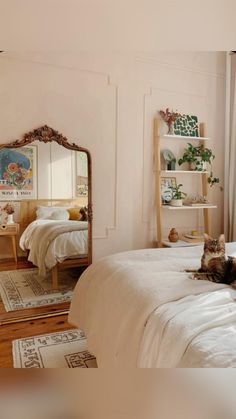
<box><xmin>174</xmin><ymin>114</ymin><xmax>199</xmax><ymax>137</ymax></box>
<box><xmin>161</xmin><ymin>177</ymin><xmax>176</xmax><ymax>204</ymax></box>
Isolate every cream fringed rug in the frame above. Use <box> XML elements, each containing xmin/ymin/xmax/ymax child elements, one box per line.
<box><xmin>13</xmin><ymin>329</ymin><xmax>97</xmax><ymax>368</ymax></box>
<box><xmin>0</xmin><ymin>268</ymin><xmax>78</xmax><ymax>312</ymax></box>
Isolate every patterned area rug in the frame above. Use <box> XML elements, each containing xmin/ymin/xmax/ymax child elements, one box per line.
<box><xmin>0</xmin><ymin>268</ymin><xmax>78</xmax><ymax>311</ymax></box>
<box><xmin>12</xmin><ymin>329</ymin><xmax>97</xmax><ymax>368</ymax></box>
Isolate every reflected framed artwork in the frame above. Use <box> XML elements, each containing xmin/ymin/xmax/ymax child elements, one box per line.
<box><xmin>76</xmin><ymin>152</ymin><xmax>88</xmax><ymax>197</ymax></box>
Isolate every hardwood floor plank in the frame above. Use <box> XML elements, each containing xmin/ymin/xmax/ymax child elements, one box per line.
<box><xmin>0</xmin><ymin>314</ymin><xmax>74</xmax><ymax>368</ymax></box>
<box><xmin>0</xmin><ymin>257</ymin><xmax>34</xmax><ymax>271</ymax></box>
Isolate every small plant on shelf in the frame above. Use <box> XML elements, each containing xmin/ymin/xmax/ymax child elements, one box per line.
<box><xmin>178</xmin><ymin>143</ymin><xmax>220</xmax><ymax>187</ymax></box>
<box><xmin>159</xmin><ymin>108</ymin><xmax>181</xmax><ymax>135</ymax></box>
<box><xmin>169</xmin><ymin>184</ymin><xmax>187</xmax><ymax>207</ymax></box>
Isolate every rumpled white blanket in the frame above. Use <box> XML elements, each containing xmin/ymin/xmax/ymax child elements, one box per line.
<box><xmin>69</xmin><ymin>244</ymin><xmax>236</xmax><ymax>367</ymax></box>
<box><xmin>20</xmin><ymin>220</ymin><xmax>88</xmax><ymax>275</ymax></box>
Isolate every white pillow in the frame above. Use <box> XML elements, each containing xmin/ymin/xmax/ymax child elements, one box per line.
<box><xmin>49</xmin><ymin>210</ymin><xmax>69</xmax><ymax>220</ymax></box>
<box><xmin>36</xmin><ymin>205</ymin><xmax>71</xmax><ymax>220</ymax></box>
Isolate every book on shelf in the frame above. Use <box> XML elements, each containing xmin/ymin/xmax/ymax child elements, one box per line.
<box><xmin>181</xmin><ymin>235</ymin><xmax>204</xmax><ymax>244</ymax></box>
<box><xmin>184</xmin><ymin>233</ymin><xmax>204</xmax><ymax>240</ymax></box>
<box><xmin>183</xmin><ymin>203</ymin><xmax>211</xmax><ymax>207</ymax></box>
<box><xmin>162</xmin><ymin>239</ymin><xmax>203</xmax><ymax>248</ymax></box>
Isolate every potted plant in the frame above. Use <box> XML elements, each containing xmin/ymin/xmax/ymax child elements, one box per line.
<box><xmin>170</xmin><ymin>184</ymin><xmax>187</xmax><ymax>207</ymax></box>
<box><xmin>159</xmin><ymin>108</ymin><xmax>181</xmax><ymax>135</ymax></box>
<box><xmin>178</xmin><ymin>143</ymin><xmax>220</xmax><ymax>187</ymax></box>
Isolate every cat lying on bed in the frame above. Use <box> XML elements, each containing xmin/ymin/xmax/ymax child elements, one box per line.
<box><xmin>187</xmin><ymin>234</ymin><xmax>236</xmax><ymax>286</ymax></box>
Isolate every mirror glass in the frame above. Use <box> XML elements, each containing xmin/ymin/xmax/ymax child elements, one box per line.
<box><xmin>0</xmin><ymin>138</ymin><xmax>90</xmax><ymax>324</ymax></box>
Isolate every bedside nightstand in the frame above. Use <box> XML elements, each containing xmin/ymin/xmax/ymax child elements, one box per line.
<box><xmin>0</xmin><ymin>223</ymin><xmax>20</xmax><ymax>262</ymax></box>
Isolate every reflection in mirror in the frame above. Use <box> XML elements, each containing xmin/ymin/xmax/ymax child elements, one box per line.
<box><xmin>0</xmin><ymin>128</ymin><xmax>91</xmax><ymax>325</ymax></box>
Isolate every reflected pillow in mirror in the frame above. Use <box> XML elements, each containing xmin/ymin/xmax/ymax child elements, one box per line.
<box><xmin>36</xmin><ymin>206</ymin><xmax>70</xmax><ymax>220</ymax></box>
<box><xmin>49</xmin><ymin>210</ymin><xmax>70</xmax><ymax>220</ymax></box>
<box><xmin>67</xmin><ymin>207</ymin><xmax>81</xmax><ymax>221</ymax></box>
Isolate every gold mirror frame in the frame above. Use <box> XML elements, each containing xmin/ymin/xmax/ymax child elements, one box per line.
<box><xmin>0</xmin><ymin>125</ymin><xmax>92</xmax><ymax>324</ymax></box>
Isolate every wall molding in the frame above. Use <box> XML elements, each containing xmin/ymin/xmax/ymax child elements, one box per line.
<box><xmin>93</xmin><ymin>80</ymin><xmax>119</xmax><ymax>240</ymax></box>
<box><xmin>141</xmin><ymin>88</ymin><xmax>152</xmax><ymax>225</ymax></box>
<box><xmin>0</xmin><ymin>54</ymin><xmax>119</xmax><ymax>241</ymax></box>
<box><xmin>135</xmin><ymin>55</ymin><xmax>226</xmax><ymax>79</ymax></box>
<box><xmin>0</xmin><ymin>54</ymin><xmax>111</xmax><ymax>84</ymax></box>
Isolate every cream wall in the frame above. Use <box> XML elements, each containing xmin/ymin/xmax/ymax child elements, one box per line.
<box><xmin>0</xmin><ymin>52</ymin><xmax>226</xmax><ymax>260</ymax></box>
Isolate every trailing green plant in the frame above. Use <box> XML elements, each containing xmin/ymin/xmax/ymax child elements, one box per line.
<box><xmin>178</xmin><ymin>143</ymin><xmax>214</xmax><ymax>165</ymax></box>
<box><xmin>170</xmin><ymin>183</ymin><xmax>187</xmax><ymax>200</ymax></box>
<box><xmin>208</xmin><ymin>172</ymin><xmax>220</xmax><ymax>187</ymax></box>
<box><xmin>178</xmin><ymin>143</ymin><xmax>220</xmax><ymax>187</ymax></box>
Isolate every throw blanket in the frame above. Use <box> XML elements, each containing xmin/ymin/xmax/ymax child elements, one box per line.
<box><xmin>20</xmin><ymin>220</ymin><xmax>88</xmax><ymax>276</ymax></box>
<box><xmin>69</xmin><ymin>245</ymin><xmax>236</xmax><ymax>367</ymax></box>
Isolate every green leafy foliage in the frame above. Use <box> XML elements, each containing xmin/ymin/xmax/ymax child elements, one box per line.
<box><xmin>178</xmin><ymin>143</ymin><xmax>220</xmax><ymax>187</ymax></box>
<box><xmin>178</xmin><ymin>143</ymin><xmax>214</xmax><ymax>164</ymax></box>
<box><xmin>170</xmin><ymin>183</ymin><xmax>187</xmax><ymax>200</ymax></box>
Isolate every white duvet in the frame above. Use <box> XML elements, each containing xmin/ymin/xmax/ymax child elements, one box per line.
<box><xmin>69</xmin><ymin>244</ymin><xmax>236</xmax><ymax>368</ymax></box>
<box><xmin>20</xmin><ymin>220</ymin><xmax>88</xmax><ymax>273</ymax></box>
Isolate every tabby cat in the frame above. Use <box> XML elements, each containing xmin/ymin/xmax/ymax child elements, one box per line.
<box><xmin>189</xmin><ymin>234</ymin><xmax>236</xmax><ymax>286</ymax></box>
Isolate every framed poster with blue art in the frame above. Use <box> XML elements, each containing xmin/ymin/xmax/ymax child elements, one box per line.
<box><xmin>0</xmin><ymin>146</ymin><xmax>37</xmax><ymax>200</ymax></box>
<box><xmin>174</xmin><ymin>114</ymin><xmax>199</xmax><ymax>137</ymax></box>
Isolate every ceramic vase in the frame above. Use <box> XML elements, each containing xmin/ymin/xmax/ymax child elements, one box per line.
<box><xmin>190</xmin><ymin>158</ymin><xmax>207</xmax><ymax>171</ymax></box>
<box><xmin>7</xmin><ymin>214</ymin><xmax>14</xmax><ymax>224</ymax></box>
<box><xmin>170</xmin><ymin>199</ymin><xmax>182</xmax><ymax>207</ymax></box>
<box><xmin>167</xmin><ymin>123</ymin><xmax>174</xmax><ymax>135</ymax></box>
<box><xmin>168</xmin><ymin>228</ymin><xmax>179</xmax><ymax>243</ymax></box>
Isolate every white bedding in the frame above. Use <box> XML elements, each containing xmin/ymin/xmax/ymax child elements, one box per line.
<box><xmin>20</xmin><ymin>220</ymin><xmax>88</xmax><ymax>274</ymax></box>
<box><xmin>68</xmin><ymin>244</ymin><xmax>236</xmax><ymax>368</ymax></box>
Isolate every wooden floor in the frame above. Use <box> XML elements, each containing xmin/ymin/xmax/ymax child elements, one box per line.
<box><xmin>0</xmin><ymin>258</ymin><xmax>75</xmax><ymax>368</ymax></box>
<box><xmin>0</xmin><ymin>314</ymin><xmax>74</xmax><ymax>367</ymax></box>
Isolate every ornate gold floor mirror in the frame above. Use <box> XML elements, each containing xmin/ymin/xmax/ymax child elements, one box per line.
<box><xmin>0</xmin><ymin>126</ymin><xmax>92</xmax><ymax>324</ymax></box>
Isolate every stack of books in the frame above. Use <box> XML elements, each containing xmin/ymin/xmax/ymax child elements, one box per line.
<box><xmin>181</xmin><ymin>234</ymin><xmax>204</xmax><ymax>244</ymax></box>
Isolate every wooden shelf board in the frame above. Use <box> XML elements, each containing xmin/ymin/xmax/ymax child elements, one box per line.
<box><xmin>162</xmin><ymin>240</ymin><xmax>203</xmax><ymax>248</ymax></box>
<box><xmin>161</xmin><ymin>170</ymin><xmax>209</xmax><ymax>174</ymax></box>
<box><xmin>162</xmin><ymin>205</ymin><xmax>217</xmax><ymax>210</ymax></box>
<box><xmin>162</xmin><ymin>134</ymin><xmax>210</xmax><ymax>141</ymax></box>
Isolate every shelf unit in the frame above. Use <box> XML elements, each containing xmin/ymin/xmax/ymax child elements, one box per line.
<box><xmin>162</xmin><ymin>239</ymin><xmax>203</xmax><ymax>248</ymax></box>
<box><xmin>154</xmin><ymin>118</ymin><xmax>217</xmax><ymax>248</ymax></box>
<box><xmin>163</xmin><ymin>134</ymin><xmax>210</xmax><ymax>141</ymax></box>
<box><xmin>162</xmin><ymin>205</ymin><xmax>217</xmax><ymax>210</ymax></box>
<box><xmin>161</xmin><ymin>170</ymin><xmax>210</xmax><ymax>174</ymax></box>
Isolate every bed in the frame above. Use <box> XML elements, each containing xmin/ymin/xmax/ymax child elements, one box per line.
<box><xmin>68</xmin><ymin>243</ymin><xmax>236</xmax><ymax>368</ymax></box>
<box><xmin>20</xmin><ymin>205</ymin><xmax>88</xmax><ymax>288</ymax></box>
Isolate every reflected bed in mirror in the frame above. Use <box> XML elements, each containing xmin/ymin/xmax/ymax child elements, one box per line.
<box><xmin>0</xmin><ymin>126</ymin><xmax>92</xmax><ymax>324</ymax></box>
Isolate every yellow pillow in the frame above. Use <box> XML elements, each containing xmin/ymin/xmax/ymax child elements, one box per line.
<box><xmin>67</xmin><ymin>207</ymin><xmax>81</xmax><ymax>221</ymax></box>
